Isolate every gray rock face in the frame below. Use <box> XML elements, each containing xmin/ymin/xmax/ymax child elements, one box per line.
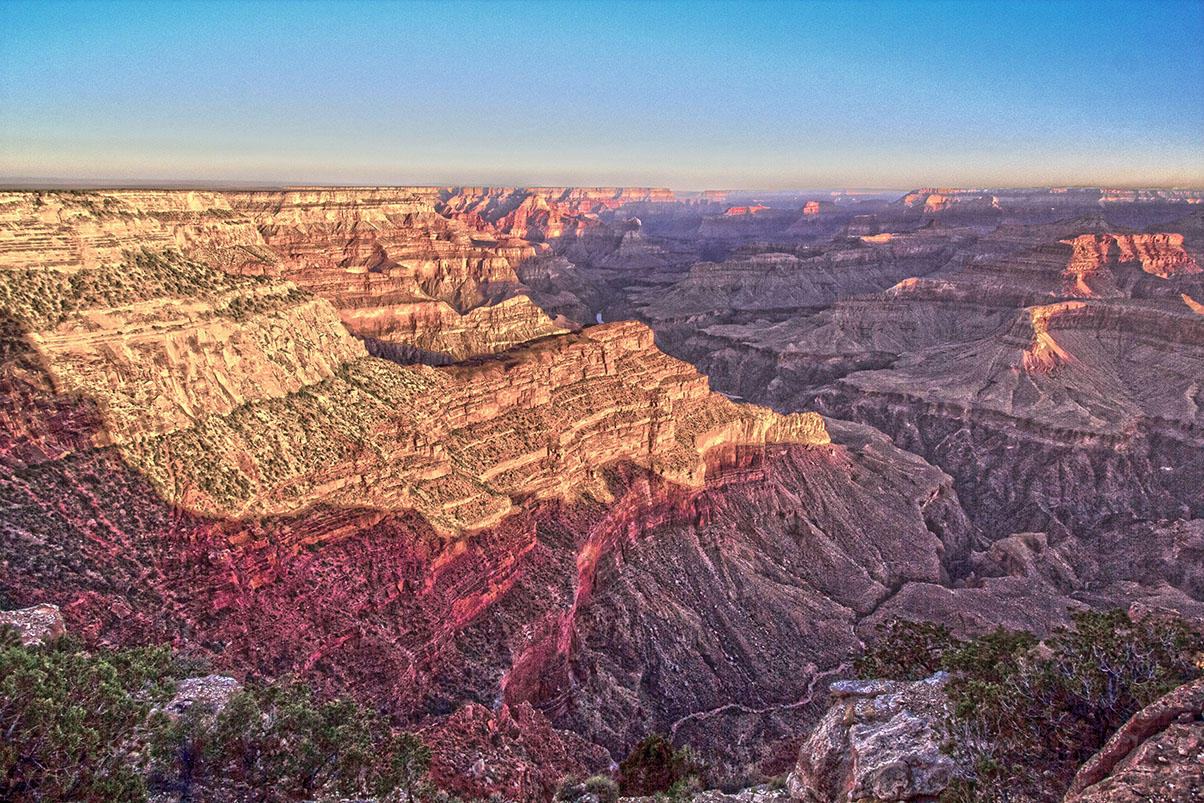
<box><xmin>787</xmin><ymin>673</ymin><xmax>963</xmax><ymax>803</ymax></box>
<box><xmin>622</xmin><ymin>788</ymin><xmax>790</xmax><ymax>803</ymax></box>
<box><xmin>162</xmin><ymin>674</ymin><xmax>243</xmax><ymax>717</ymax></box>
<box><xmin>688</xmin><ymin>787</ymin><xmax>791</xmax><ymax>803</ymax></box>
<box><xmin>0</xmin><ymin>603</ymin><xmax>66</xmax><ymax>645</ymax></box>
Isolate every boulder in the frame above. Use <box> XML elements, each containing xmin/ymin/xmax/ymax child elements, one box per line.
<box><xmin>621</xmin><ymin>788</ymin><xmax>788</xmax><ymax>803</ymax></box>
<box><xmin>787</xmin><ymin>673</ymin><xmax>964</xmax><ymax>803</ymax></box>
<box><xmin>161</xmin><ymin>675</ymin><xmax>243</xmax><ymax>718</ymax></box>
<box><xmin>0</xmin><ymin>603</ymin><xmax>66</xmax><ymax>645</ymax></box>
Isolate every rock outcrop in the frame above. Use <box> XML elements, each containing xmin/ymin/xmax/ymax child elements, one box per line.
<box><xmin>161</xmin><ymin>675</ymin><xmax>243</xmax><ymax>718</ymax></box>
<box><xmin>0</xmin><ymin>189</ymin><xmax>568</xmax><ymax>365</ymax></box>
<box><xmin>223</xmin><ymin>189</ymin><xmax>566</xmax><ymax>361</ymax></box>
<box><xmin>104</xmin><ymin>318</ymin><xmax>827</xmax><ymax>533</ymax></box>
<box><xmin>423</xmin><ymin>701</ymin><xmax>611</xmax><ymax>801</ymax></box>
<box><xmin>1064</xmin><ymin>677</ymin><xmax>1204</xmax><ymax>803</ymax></box>
<box><xmin>686</xmin><ymin>789</ymin><xmax>790</xmax><ymax>803</ymax></box>
<box><xmin>786</xmin><ymin>674</ymin><xmax>963</xmax><ymax>803</ymax></box>
<box><xmin>437</xmin><ymin>186</ymin><xmax>684</xmax><ymax>243</ymax></box>
<box><xmin>3</xmin><ymin>187</ymin><xmax>933</xmax><ymax>783</ymax></box>
<box><xmin>0</xmin><ymin>603</ymin><xmax>65</xmax><ymax>645</ymax></box>
<box><xmin>635</xmin><ymin>229</ymin><xmax>972</xmax><ymax>356</ymax></box>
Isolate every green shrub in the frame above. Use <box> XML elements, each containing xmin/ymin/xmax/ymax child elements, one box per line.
<box><xmin>0</xmin><ymin>623</ymin><xmax>21</xmax><ymax>649</ymax></box>
<box><xmin>855</xmin><ymin>618</ymin><xmax>959</xmax><ymax>680</ymax></box>
<box><xmin>584</xmin><ymin>774</ymin><xmax>619</xmax><ymax>803</ymax></box>
<box><xmin>554</xmin><ymin>775</ymin><xmax>583</xmax><ymax>801</ymax></box>
<box><xmin>0</xmin><ymin>632</ymin><xmax>434</xmax><ymax>803</ymax></box>
<box><xmin>859</xmin><ymin>610</ymin><xmax>1204</xmax><ymax>802</ymax></box>
<box><xmin>618</xmin><ymin>735</ymin><xmax>708</xmax><ymax>796</ymax></box>
<box><xmin>0</xmin><ymin>634</ymin><xmax>180</xmax><ymax>802</ymax></box>
<box><xmin>151</xmin><ymin>676</ymin><xmax>430</xmax><ymax>803</ymax></box>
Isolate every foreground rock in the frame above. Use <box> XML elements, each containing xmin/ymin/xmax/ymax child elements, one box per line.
<box><xmin>786</xmin><ymin>673</ymin><xmax>963</xmax><ymax>803</ymax></box>
<box><xmin>621</xmin><ymin>787</ymin><xmax>789</xmax><ymax>803</ymax></box>
<box><xmin>687</xmin><ymin>789</ymin><xmax>790</xmax><ymax>803</ymax></box>
<box><xmin>0</xmin><ymin>603</ymin><xmax>65</xmax><ymax>645</ymax></box>
<box><xmin>161</xmin><ymin>675</ymin><xmax>243</xmax><ymax>718</ymax></box>
<box><xmin>1064</xmin><ymin>677</ymin><xmax>1204</xmax><ymax>803</ymax></box>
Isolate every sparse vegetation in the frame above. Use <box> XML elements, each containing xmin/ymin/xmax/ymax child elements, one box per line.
<box><xmin>555</xmin><ymin>774</ymin><xmax>619</xmax><ymax>803</ymax></box>
<box><xmin>152</xmin><ymin>676</ymin><xmax>429</xmax><ymax>803</ymax></box>
<box><xmin>617</xmin><ymin>735</ymin><xmax>708</xmax><ymax>797</ymax></box>
<box><xmin>858</xmin><ymin>609</ymin><xmax>1204</xmax><ymax>802</ymax></box>
<box><xmin>0</xmin><ymin>633</ymin><xmax>434</xmax><ymax>803</ymax></box>
<box><xmin>0</xmin><ymin>247</ymin><xmax>292</xmax><ymax>331</ymax></box>
<box><xmin>584</xmin><ymin>774</ymin><xmax>619</xmax><ymax>803</ymax></box>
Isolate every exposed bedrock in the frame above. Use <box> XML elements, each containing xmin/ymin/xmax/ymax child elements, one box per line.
<box><xmin>0</xmin><ymin>414</ymin><xmax>967</xmax><ymax>778</ymax></box>
<box><xmin>634</xmin><ymin>229</ymin><xmax>972</xmax><ymax>350</ymax></box>
<box><xmin>810</xmin><ymin>296</ymin><xmax>1204</xmax><ymax>536</ymax></box>
<box><xmin>649</xmin><ymin>216</ymin><xmax>1204</xmax><ymax>657</ymax></box>
<box><xmin>1064</xmin><ymin>676</ymin><xmax>1204</xmax><ymax>803</ymax></box>
<box><xmin>786</xmin><ymin>674</ymin><xmax>964</xmax><ymax>803</ymax></box>
<box><xmin>7</xmin><ymin>188</ymin><xmax>1204</xmax><ymax>792</ymax></box>
<box><xmin>491</xmin><ymin>420</ymin><xmax>971</xmax><ymax>769</ymax></box>
<box><xmin>0</xmin><ymin>189</ymin><xmax>568</xmax><ymax>364</ymax></box>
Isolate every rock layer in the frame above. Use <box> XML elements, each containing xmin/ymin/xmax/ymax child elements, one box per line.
<box><xmin>1064</xmin><ymin>677</ymin><xmax>1204</xmax><ymax>803</ymax></box>
<box><xmin>0</xmin><ymin>187</ymin><xmax>893</xmax><ymax>785</ymax></box>
<box><xmin>7</xmin><ymin>186</ymin><xmax>1204</xmax><ymax>791</ymax></box>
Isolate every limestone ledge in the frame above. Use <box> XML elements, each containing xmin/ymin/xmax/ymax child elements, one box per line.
<box><xmin>28</xmin><ymin>291</ymin><xmax>366</xmax><ymax>445</ymax></box>
<box><xmin>0</xmin><ymin>190</ymin><xmax>269</xmax><ymax>274</ymax></box>
<box><xmin>348</xmin><ymin>295</ymin><xmax>564</xmax><ymax>363</ymax></box>
<box><xmin>123</xmin><ymin>321</ymin><xmax>828</xmax><ymax>536</ymax></box>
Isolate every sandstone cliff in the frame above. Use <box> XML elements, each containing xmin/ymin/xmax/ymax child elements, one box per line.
<box><xmin>222</xmin><ymin>188</ymin><xmax>567</xmax><ymax>361</ymax></box>
<box><xmin>0</xmin><ymin>188</ymin><xmax>572</xmax><ymax>365</ymax></box>
<box><xmin>1</xmin><ymin>188</ymin><xmax>890</xmax><ymax>786</ymax></box>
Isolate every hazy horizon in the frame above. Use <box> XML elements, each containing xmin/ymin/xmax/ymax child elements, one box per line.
<box><xmin>4</xmin><ymin>178</ymin><xmax>1204</xmax><ymax>194</ymax></box>
<box><xmin>3</xmin><ymin>0</ymin><xmax>1202</xmax><ymax>189</ymax></box>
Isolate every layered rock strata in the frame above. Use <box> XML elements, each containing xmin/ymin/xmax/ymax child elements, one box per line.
<box><xmin>118</xmin><ymin>319</ymin><xmax>828</xmax><ymax>533</ymax></box>
<box><xmin>1064</xmin><ymin>677</ymin><xmax>1204</xmax><ymax>803</ymax></box>
<box><xmin>223</xmin><ymin>189</ymin><xmax>567</xmax><ymax>361</ymax></box>
<box><xmin>640</xmin><ymin>211</ymin><xmax>1204</xmax><ymax>643</ymax></box>
<box><xmin>2</xmin><ymin>188</ymin><xmax>897</xmax><ymax>784</ymax></box>
<box><xmin>9</xmin><ymin>186</ymin><xmax>1204</xmax><ymax>790</ymax></box>
<box><xmin>0</xmin><ymin>189</ymin><xmax>566</xmax><ymax>364</ymax></box>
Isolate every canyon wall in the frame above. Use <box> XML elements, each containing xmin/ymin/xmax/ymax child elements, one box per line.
<box><xmin>0</xmin><ymin>188</ymin><xmax>923</xmax><ymax>789</ymax></box>
<box><xmin>5</xmin><ymin>186</ymin><xmax>1204</xmax><ymax>792</ymax></box>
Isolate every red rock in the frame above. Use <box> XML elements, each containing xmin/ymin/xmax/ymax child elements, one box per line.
<box><xmin>1064</xmin><ymin>677</ymin><xmax>1204</xmax><ymax>803</ymax></box>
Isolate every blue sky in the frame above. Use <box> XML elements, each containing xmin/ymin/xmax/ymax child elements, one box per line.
<box><xmin>1</xmin><ymin>0</ymin><xmax>1201</xmax><ymax>188</ymax></box>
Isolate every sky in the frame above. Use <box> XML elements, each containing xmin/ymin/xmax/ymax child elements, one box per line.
<box><xmin>1</xmin><ymin>0</ymin><xmax>1202</xmax><ymax>189</ymax></box>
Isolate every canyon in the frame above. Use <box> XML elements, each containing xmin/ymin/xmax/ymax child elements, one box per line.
<box><xmin>2</xmin><ymin>185</ymin><xmax>1203</xmax><ymax>797</ymax></box>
